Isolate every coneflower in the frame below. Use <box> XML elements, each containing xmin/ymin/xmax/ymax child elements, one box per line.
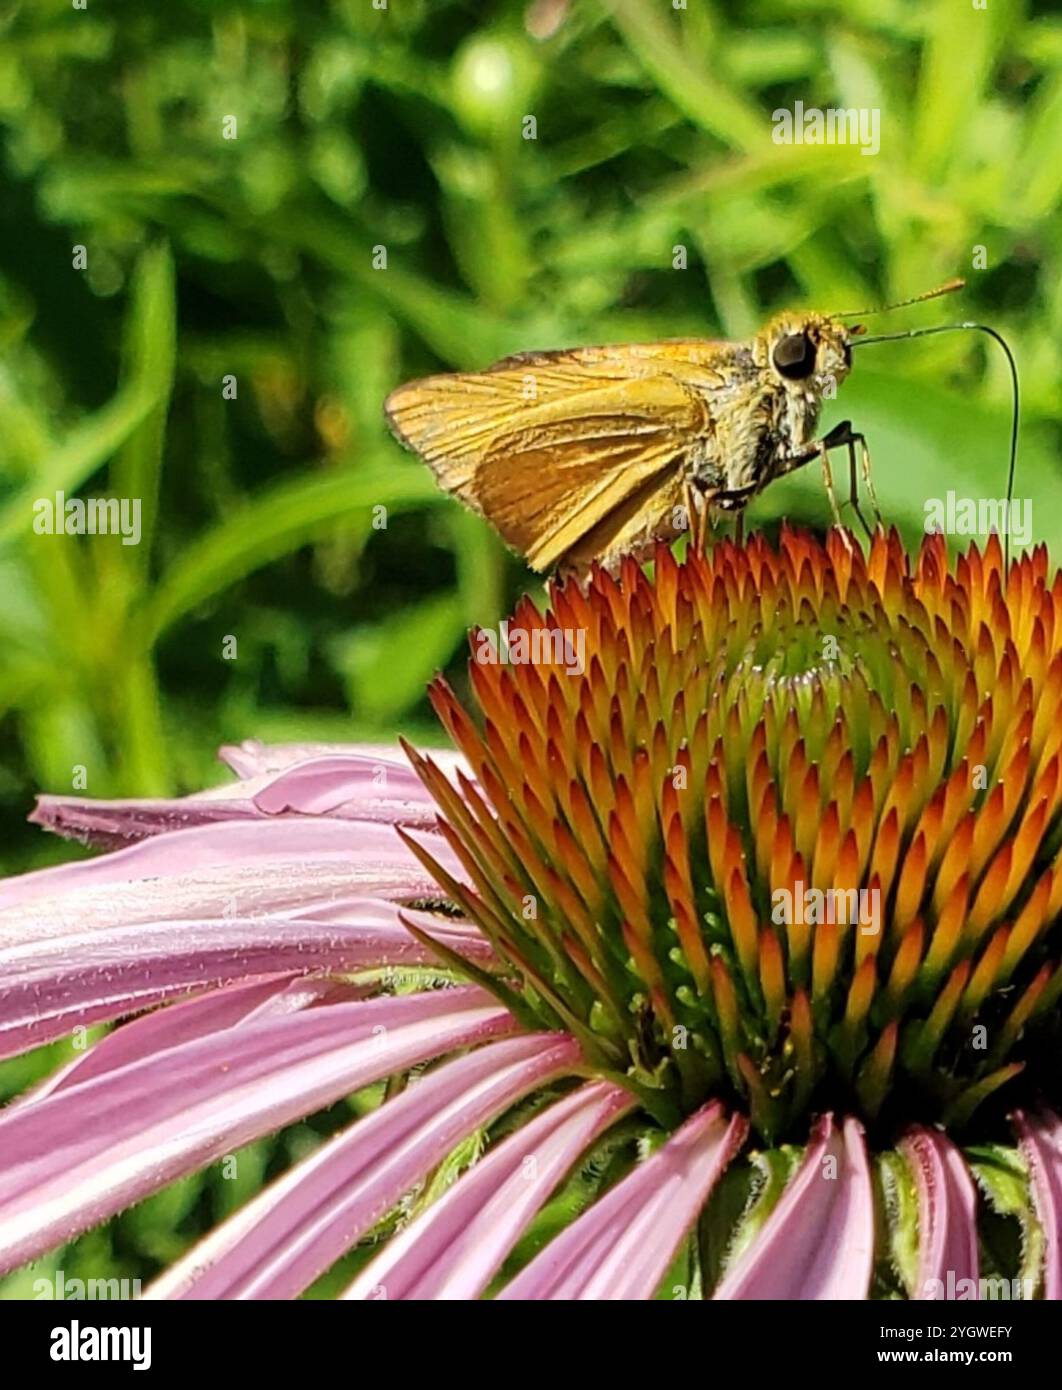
<box><xmin>1</xmin><ymin>527</ymin><xmax>1060</xmax><ymax>1300</ymax></box>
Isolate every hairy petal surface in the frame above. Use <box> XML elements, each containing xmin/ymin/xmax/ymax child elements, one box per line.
<box><xmin>900</xmin><ymin>1127</ymin><xmax>980</xmax><ymax>1300</ymax></box>
<box><xmin>1015</xmin><ymin>1110</ymin><xmax>1062</xmax><ymax>1300</ymax></box>
<box><xmin>343</xmin><ymin>1079</ymin><xmax>635</xmax><ymax>1301</ymax></box>
<box><xmin>713</xmin><ymin>1115</ymin><xmax>874</xmax><ymax>1300</ymax></box>
<box><xmin>19</xmin><ymin>976</ymin><xmax>364</xmax><ymax>1104</ymax></box>
<box><xmin>31</xmin><ymin>751</ymin><xmax>454</xmax><ymax>848</ymax></box>
<box><xmin>498</xmin><ymin>1101</ymin><xmax>747</xmax><ymax>1301</ymax></box>
<box><xmin>0</xmin><ymin>821</ymin><xmax>465</xmax><ymax>938</ymax></box>
<box><xmin>0</xmin><ymin>987</ymin><xmax>512</xmax><ymax>1275</ymax></box>
<box><xmin>0</xmin><ymin>899</ymin><xmax>490</xmax><ymax>1059</ymax></box>
<box><xmin>145</xmin><ymin>1033</ymin><xmax>582</xmax><ymax>1300</ymax></box>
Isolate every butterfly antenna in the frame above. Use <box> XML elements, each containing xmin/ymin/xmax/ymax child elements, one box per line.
<box><xmin>835</xmin><ymin>278</ymin><xmax>966</xmax><ymax>320</ymax></box>
<box><xmin>851</xmin><ymin>322</ymin><xmax>1020</xmax><ymax>566</ymax></box>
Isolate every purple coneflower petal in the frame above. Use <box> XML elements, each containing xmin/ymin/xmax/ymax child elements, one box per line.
<box><xmin>498</xmin><ymin>1101</ymin><xmax>747</xmax><ymax>1301</ymax></box>
<box><xmin>0</xmin><ymin>985</ymin><xmax>512</xmax><ymax>1275</ymax></box>
<box><xmin>713</xmin><ymin>1115</ymin><xmax>874</xmax><ymax>1300</ymax></box>
<box><xmin>0</xmin><ymin>898</ymin><xmax>492</xmax><ymax>1059</ymax></box>
<box><xmin>1014</xmin><ymin>1109</ymin><xmax>1062</xmax><ymax>1300</ymax></box>
<box><xmin>343</xmin><ymin>1079</ymin><xmax>634</xmax><ymax>1301</ymax></box>
<box><xmin>218</xmin><ymin>739</ymin><xmax>468</xmax><ymax>780</ymax></box>
<box><xmin>21</xmin><ymin>976</ymin><xmax>365</xmax><ymax>1104</ymax></box>
<box><xmin>32</xmin><ymin>752</ymin><xmax>454</xmax><ymax>848</ymax></box>
<box><xmin>900</xmin><ymin>1127</ymin><xmax>979</xmax><ymax>1299</ymax></box>
<box><xmin>145</xmin><ymin>1032</ymin><xmax>581</xmax><ymax>1300</ymax></box>
<box><xmin>0</xmin><ymin>819</ymin><xmax>465</xmax><ymax>934</ymax></box>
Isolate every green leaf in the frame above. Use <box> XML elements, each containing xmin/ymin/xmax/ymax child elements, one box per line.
<box><xmin>329</xmin><ymin>591</ymin><xmax>466</xmax><ymax>723</ymax></box>
<box><xmin>877</xmin><ymin>1149</ymin><xmax>920</xmax><ymax>1298</ymax></box>
<box><xmin>111</xmin><ymin>240</ymin><xmax>178</xmax><ymax>571</ymax></box>
<box><xmin>966</xmin><ymin>1144</ymin><xmax>1043</xmax><ymax>1300</ymax></box>
<box><xmin>655</xmin><ymin>1232</ymin><xmax>700</xmax><ymax>1300</ymax></box>
<box><xmin>601</xmin><ymin>0</ymin><xmax>765</xmax><ymax>151</ymax></box>
<box><xmin>911</xmin><ymin>0</ymin><xmax>1010</xmax><ymax>181</ymax></box>
<box><xmin>406</xmin><ymin>1129</ymin><xmax>486</xmax><ymax>1223</ymax></box>
<box><xmin>0</xmin><ymin>383</ymin><xmax>158</xmax><ymax>550</ymax></box>
<box><xmin>139</xmin><ymin>460</ymin><xmax>441</xmax><ymax>640</ymax></box>
<box><xmin>700</xmin><ymin>1145</ymin><xmax>800</xmax><ymax>1293</ymax></box>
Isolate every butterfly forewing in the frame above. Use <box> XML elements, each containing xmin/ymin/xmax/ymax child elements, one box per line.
<box><xmin>385</xmin><ymin>342</ymin><xmax>727</xmax><ymax>570</ymax></box>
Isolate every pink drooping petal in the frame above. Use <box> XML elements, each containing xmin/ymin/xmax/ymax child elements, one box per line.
<box><xmin>900</xmin><ymin>1126</ymin><xmax>980</xmax><ymax>1299</ymax></box>
<box><xmin>31</xmin><ymin>752</ymin><xmax>453</xmax><ymax>848</ymax></box>
<box><xmin>0</xmin><ymin>985</ymin><xmax>512</xmax><ymax>1275</ymax></box>
<box><xmin>218</xmin><ymin>739</ymin><xmax>468</xmax><ymax>781</ymax></box>
<box><xmin>145</xmin><ymin>1033</ymin><xmax>582</xmax><ymax>1300</ymax></box>
<box><xmin>498</xmin><ymin>1101</ymin><xmax>747</xmax><ymax>1301</ymax></box>
<box><xmin>713</xmin><ymin>1114</ymin><xmax>874</xmax><ymax>1300</ymax></box>
<box><xmin>20</xmin><ymin>976</ymin><xmax>366</xmax><ymax>1104</ymax></box>
<box><xmin>343</xmin><ymin>1079</ymin><xmax>634</xmax><ymax>1301</ymax></box>
<box><xmin>0</xmin><ymin>898</ymin><xmax>491</xmax><ymax>1059</ymax></box>
<box><xmin>0</xmin><ymin>819</ymin><xmax>465</xmax><ymax>937</ymax></box>
<box><xmin>1014</xmin><ymin>1109</ymin><xmax>1062</xmax><ymax>1300</ymax></box>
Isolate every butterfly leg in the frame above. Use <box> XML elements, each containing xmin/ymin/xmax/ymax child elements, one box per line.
<box><xmin>843</xmin><ymin>443</ymin><xmax>873</xmax><ymax>539</ymax></box>
<box><xmin>699</xmin><ymin>489</ymin><xmax>714</xmax><ymax>551</ymax></box>
<box><xmin>819</xmin><ymin>419</ymin><xmax>882</xmax><ymax>534</ymax></box>
<box><xmin>815</xmin><ymin>438</ymin><xmax>856</xmax><ymax>552</ymax></box>
<box><xmin>681</xmin><ymin>476</ymin><xmax>700</xmax><ymax>553</ymax></box>
<box><xmin>856</xmin><ymin>432</ymin><xmax>883</xmax><ymax>528</ymax></box>
<box><xmin>682</xmin><ymin>474</ymin><xmax>717</xmax><ymax>553</ymax></box>
<box><xmin>817</xmin><ymin>441</ymin><xmax>843</xmax><ymax>527</ymax></box>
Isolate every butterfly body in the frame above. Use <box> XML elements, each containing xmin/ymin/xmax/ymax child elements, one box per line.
<box><xmin>385</xmin><ymin>311</ymin><xmax>856</xmax><ymax>571</ymax></box>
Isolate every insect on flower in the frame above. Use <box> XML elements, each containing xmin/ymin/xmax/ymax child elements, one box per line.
<box><xmin>385</xmin><ymin>278</ymin><xmax>1015</xmax><ymax>572</ymax></box>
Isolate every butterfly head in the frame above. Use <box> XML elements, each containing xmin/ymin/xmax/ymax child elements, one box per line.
<box><xmin>755</xmin><ymin>311</ymin><xmax>859</xmax><ymax>404</ymax></box>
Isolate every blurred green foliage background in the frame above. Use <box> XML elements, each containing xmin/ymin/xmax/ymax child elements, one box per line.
<box><xmin>1</xmin><ymin>0</ymin><xmax>1062</xmax><ymax>1291</ymax></box>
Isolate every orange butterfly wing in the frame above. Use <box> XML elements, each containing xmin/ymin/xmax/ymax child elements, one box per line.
<box><xmin>385</xmin><ymin>343</ymin><xmax>725</xmax><ymax>570</ymax></box>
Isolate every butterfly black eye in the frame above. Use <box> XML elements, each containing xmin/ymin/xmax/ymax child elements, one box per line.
<box><xmin>772</xmin><ymin>332</ymin><xmax>817</xmax><ymax>380</ymax></box>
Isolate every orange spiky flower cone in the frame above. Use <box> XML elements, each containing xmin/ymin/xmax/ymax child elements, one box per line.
<box><xmin>407</xmin><ymin>527</ymin><xmax>1062</xmax><ymax>1150</ymax></box>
